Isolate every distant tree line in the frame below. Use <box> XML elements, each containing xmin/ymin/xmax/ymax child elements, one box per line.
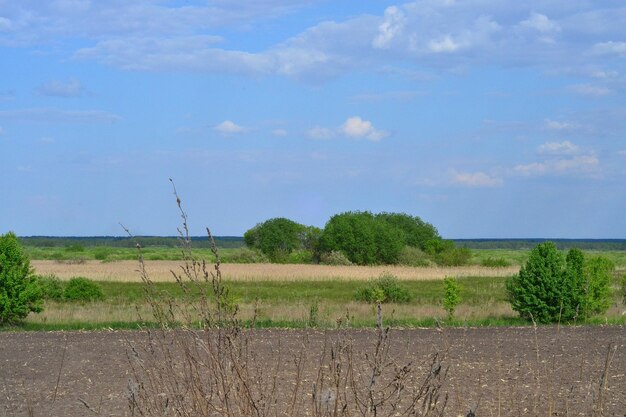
<box><xmin>244</xmin><ymin>212</ymin><xmax>471</xmax><ymax>266</ymax></box>
<box><xmin>455</xmin><ymin>239</ymin><xmax>626</xmax><ymax>251</ymax></box>
<box><xmin>19</xmin><ymin>236</ymin><xmax>245</xmax><ymax>249</ymax></box>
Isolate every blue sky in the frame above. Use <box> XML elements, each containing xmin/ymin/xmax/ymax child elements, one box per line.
<box><xmin>1</xmin><ymin>1</ymin><xmax>625</xmax><ymax>238</ymax></box>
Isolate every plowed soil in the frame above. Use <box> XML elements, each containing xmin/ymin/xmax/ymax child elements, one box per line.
<box><xmin>1</xmin><ymin>326</ymin><xmax>625</xmax><ymax>416</ymax></box>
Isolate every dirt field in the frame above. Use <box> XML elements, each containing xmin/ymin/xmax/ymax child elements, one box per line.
<box><xmin>1</xmin><ymin>326</ymin><xmax>624</xmax><ymax>416</ymax></box>
<box><xmin>31</xmin><ymin>260</ymin><xmax>519</xmax><ymax>282</ymax></box>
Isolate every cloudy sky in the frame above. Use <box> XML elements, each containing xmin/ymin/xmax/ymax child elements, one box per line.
<box><xmin>1</xmin><ymin>1</ymin><xmax>625</xmax><ymax>238</ymax></box>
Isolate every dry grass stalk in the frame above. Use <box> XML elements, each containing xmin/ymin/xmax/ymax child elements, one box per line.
<box><xmin>124</xmin><ymin>182</ymin><xmax>451</xmax><ymax>416</ymax></box>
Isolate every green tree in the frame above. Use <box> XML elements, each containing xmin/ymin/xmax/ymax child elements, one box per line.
<box><xmin>0</xmin><ymin>232</ymin><xmax>43</xmax><ymax>324</ymax></box>
<box><xmin>582</xmin><ymin>256</ymin><xmax>614</xmax><ymax>317</ymax></box>
<box><xmin>442</xmin><ymin>277</ymin><xmax>461</xmax><ymax>319</ymax></box>
<box><xmin>320</xmin><ymin>211</ymin><xmax>404</xmax><ymax>265</ymax></box>
<box><xmin>507</xmin><ymin>242</ymin><xmax>613</xmax><ymax>323</ymax></box>
<box><xmin>375</xmin><ymin>212</ymin><xmax>440</xmax><ymax>250</ymax></box>
<box><xmin>243</xmin><ymin>218</ymin><xmax>307</xmax><ymax>262</ymax></box>
<box><xmin>506</xmin><ymin>242</ymin><xmax>568</xmax><ymax>323</ymax></box>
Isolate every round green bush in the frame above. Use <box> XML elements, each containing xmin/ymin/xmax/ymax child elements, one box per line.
<box><xmin>355</xmin><ymin>272</ymin><xmax>412</xmax><ymax>303</ymax></box>
<box><xmin>64</xmin><ymin>277</ymin><xmax>104</xmax><ymax>302</ymax></box>
<box><xmin>37</xmin><ymin>274</ymin><xmax>65</xmax><ymax>301</ymax></box>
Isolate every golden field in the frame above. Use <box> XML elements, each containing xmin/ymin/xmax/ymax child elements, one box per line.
<box><xmin>31</xmin><ymin>260</ymin><xmax>519</xmax><ymax>282</ymax></box>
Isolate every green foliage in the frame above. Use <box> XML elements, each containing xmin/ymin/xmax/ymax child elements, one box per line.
<box><xmin>621</xmin><ymin>275</ymin><xmax>626</xmax><ymax>305</ymax></box>
<box><xmin>319</xmin><ymin>250</ymin><xmax>353</xmax><ymax>266</ymax></box>
<box><xmin>506</xmin><ymin>242</ymin><xmax>614</xmax><ymax>323</ymax></box>
<box><xmin>64</xmin><ymin>277</ymin><xmax>104</xmax><ymax>302</ymax></box>
<box><xmin>64</xmin><ymin>243</ymin><xmax>85</xmax><ymax>252</ymax></box>
<box><xmin>222</xmin><ymin>248</ymin><xmax>269</xmax><ymax>264</ymax></box>
<box><xmin>480</xmin><ymin>257</ymin><xmax>511</xmax><ymax>267</ymax></box>
<box><xmin>355</xmin><ymin>272</ymin><xmax>412</xmax><ymax>304</ymax></box>
<box><xmin>375</xmin><ymin>212</ymin><xmax>440</xmax><ymax>250</ymax></box>
<box><xmin>397</xmin><ymin>246</ymin><xmax>433</xmax><ymax>267</ymax></box>
<box><xmin>424</xmin><ymin>239</ymin><xmax>471</xmax><ymax>266</ymax></box>
<box><xmin>582</xmin><ymin>256</ymin><xmax>614</xmax><ymax>316</ymax></box>
<box><xmin>0</xmin><ymin>232</ymin><xmax>44</xmax><ymax>324</ymax></box>
<box><xmin>37</xmin><ymin>274</ymin><xmax>64</xmax><ymax>301</ymax></box>
<box><xmin>93</xmin><ymin>247</ymin><xmax>112</xmax><ymax>261</ymax></box>
<box><xmin>320</xmin><ymin>211</ymin><xmax>404</xmax><ymax>265</ymax></box>
<box><xmin>244</xmin><ymin>218</ymin><xmax>308</xmax><ymax>262</ymax></box>
<box><xmin>442</xmin><ymin>277</ymin><xmax>461</xmax><ymax>318</ymax></box>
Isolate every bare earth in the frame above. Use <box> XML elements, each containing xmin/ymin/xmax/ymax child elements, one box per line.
<box><xmin>31</xmin><ymin>260</ymin><xmax>519</xmax><ymax>282</ymax></box>
<box><xmin>1</xmin><ymin>326</ymin><xmax>624</xmax><ymax>416</ymax></box>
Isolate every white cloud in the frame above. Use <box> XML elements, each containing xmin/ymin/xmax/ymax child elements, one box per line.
<box><xmin>538</xmin><ymin>140</ymin><xmax>580</xmax><ymax>156</ymax></box>
<box><xmin>451</xmin><ymin>171</ymin><xmax>503</xmax><ymax>187</ymax></box>
<box><xmin>272</xmin><ymin>129</ymin><xmax>287</xmax><ymax>137</ymax></box>
<box><xmin>569</xmin><ymin>84</ymin><xmax>611</xmax><ymax>97</ymax></box>
<box><xmin>515</xmin><ymin>155</ymin><xmax>599</xmax><ymax>176</ymax></box>
<box><xmin>37</xmin><ymin>78</ymin><xmax>83</xmax><ymax>97</ymax></box>
<box><xmin>544</xmin><ymin>119</ymin><xmax>574</xmax><ymax>131</ymax></box>
<box><xmin>372</xmin><ymin>6</ymin><xmax>405</xmax><ymax>49</ymax></box>
<box><xmin>593</xmin><ymin>41</ymin><xmax>626</xmax><ymax>57</ymax></box>
<box><xmin>214</xmin><ymin>120</ymin><xmax>246</xmax><ymax>135</ymax></box>
<box><xmin>519</xmin><ymin>13</ymin><xmax>560</xmax><ymax>33</ymax></box>
<box><xmin>307</xmin><ymin>126</ymin><xmax>335</xmax><ymax>140</ymax></box>
<box><xmin>340</xmin><ymin>116</ymin><xmax>388</xmax><ymax>141</ymax></box>
<box><xmin>427</xmin><ymin>35</ymin><xmax>461</xmax><ymax>53</ymax></box>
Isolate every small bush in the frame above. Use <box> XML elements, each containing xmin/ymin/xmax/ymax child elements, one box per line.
<box><xmin>37</xmin><ymin>274</ymin><xmax>64</xmax><ymax>301</ymax></box>
<box><xmin>64</xmin><ymin>243</ymin><xmax>85</xmax><ymax>252</ymax></box>
<box><xmin>480</xmin><ymin>257</ymin><xmax>511</xmax><ymax>267</ymax></box>
<box><xmin>397</xmin><ymin>246</ymin><xmax>432</xmax><ymax>267</ymax></box>
<box><xmin>286</xmin><ymin>249</ymin><xmax>314</xmax><ymax>264</ymax></box>
<box><xmin>320</xmin><ymin>250</ymin><xmax>353</xmax><ymax>266</ymax></box>
<box><xmin>64</xmin><ymin>277</ymin><xmax>104</xmax><ymax>302</ymax></box>
<box><xmin>224</xmin><ymin>248</ymin><xmax>269</xmax><ymax>264</ymax></box>
<box><xmin>621</xmin><ymin>275</ymin><xmax>626</xmax><ymax>305</ymax></box>
<box><xmin>434</xmin><ymin>247</ymin><xmax>472</xmax><ymax>266</ymax></box>
<box><xmin>442</xmin><ymin>277</ymin><xmax>461</xmax><ymax>318</ymax></box>
<box><xmin>355</xmin><ymin>272</ymin><xmax>412</xmax><ymax>303</ymax></box>
<box><xmin>93</xmin><ymin>247</ymin><xmax>112</xmax><ymax>261</ymax></box>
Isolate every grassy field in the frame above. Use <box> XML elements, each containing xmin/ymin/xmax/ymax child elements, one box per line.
<box><xmin>20</xmin><ymin>273</ymin><xmax>626</xmax><ymax>329</ymax></box>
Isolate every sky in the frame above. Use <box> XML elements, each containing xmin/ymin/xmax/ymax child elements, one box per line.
<box><xmin>1</xmin><ymin>1</ymin><xmax>625</xmax><ymax>238</ymax></box>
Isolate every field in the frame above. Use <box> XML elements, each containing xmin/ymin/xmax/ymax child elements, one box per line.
<box><xmin>1</xmin><ymin>326</ymin><xmax>624</xmax><ymax>416</ymax></box>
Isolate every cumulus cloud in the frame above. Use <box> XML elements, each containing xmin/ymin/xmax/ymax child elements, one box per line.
<box><xmin>37</xmin><ymin>78</ymin><xmax>84</xmax><ymax>97</ymax></box>
<box><xmin>538</xmin><ymin>140</ymin><xmax>580</xmax><ymax>156</ymax></box>
<box><xmin>214</xmin><ymin>120</ymin><xmax>246</xmax><ymax>135</ymax></box>
<box><xmin>307</xmin><ymin>126</ymin><xmax>335</xmax><ymax>140</ymax></box>
<box><xmin>372</xmin><ymin>6</ymin><xmax>405</xmax><ymax>49</ymax></box>
<box><xmin>519</xmin><ymin>13</ymin><xmax>560</xmax><ymax>33</ymax></box>
<box><xmin>593</xmin><ymin>41</ymin><xmax>626</xmax><ymax>57</ymax></box>
<box><xmin>569</xmin><ymin>84</ymin><xmax>611</xmax><ymax>97</ymax></box>
<box><xmin>514</xmin><ymin>155</ymin><xmax>599</xmax><ymax>176</ymax></box>
<box><xmin>544</xmin><ymin>119</ymin><xmax>575</xmax><ymax>131</ymax></box>
<box><xmin>340</xmin><ymin>116</ymin><xmax>388</xmax><ymax>141</ymax></box>
<box><xmin>272</xmin><ymin>129</ymin><xmax>288</xmax><ymax>137</ymax></box>
<box><xmin>427</xmin><ymin>35</ymin><xmax>461</xmax><ymax>53</ymax></box>
<box><xmin>451</xmin><ymin>171</ymin><xmax>503</xmax><ymax>187</ymax></box>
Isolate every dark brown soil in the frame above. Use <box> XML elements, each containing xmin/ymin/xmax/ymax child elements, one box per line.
<box><xmin>1</xmin><ymin>326</ymin><xmax>625</xmax><ymax>416</ymax></box>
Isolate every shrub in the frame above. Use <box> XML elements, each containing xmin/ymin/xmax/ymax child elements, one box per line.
<box><xmin>355</xmin><ymin>272</ymin><xmax>412</xmax><ymax>303</ymax></box>
<box><xmin>93</xmin><ymin>247</ymin><xmax>112</xmax><ymax>261</ymax></box>
<box><xmin>223</xmin><ymin>248</ymin><xmax>269</xmax><ymax>264</ymax></box>
<box><xmin>506</xmin><ymin>242</ymin><xmax>614</xmax><ymax>323</ymax></box>
<box><xmin>0</xmin><ymin>232</ymin><xmax>43</xmax><ymax>324</ymax></box>
<box><xmin>37</xmin><ymin>274</ymin><xmax>64</xmax><ymax>301</ymax></box>
<box><xmin>375</xmin><ymin>212</ymin><xmax>440</xmax><ymax>250</ymax></box>
<box><xmin>319</xmin><ymin>250</ymin><xmax>353</xmax><ymax>266</ymax></box>
<box><xmin>244</xmin><ymin>218</ymin><xmax>307</xmax><ymax>262</ymax></box>
<box><xmin>64</xmin><ymin>277</ymin><xmax>104</xmax><ymax>302</ymax></box>
<box><xmin>621</xmin><ymin>275</ymin><xmax>626</xmax><ymax>305</ymax></box>
<box><xmin>320</xmin><ymin>211</ymin><xmax>404</xmax><ymax>265</ymax></box>
<box><xmin>480</xmin><ymin>257</ymin><xmax>511</xmax><ymax>267</ymax></box>
<box><xmin>442</xmin><ymin>276</ymin><xmax>461</xmax><ymax>318</ymax></box>
<box><xmin>64</xmin><ymin>243</ymin><xmax>85</xmax><ymax>252</ymax></box>
<box><xmin>397</xmin><ymin>246</ymin><xmax>433</xmax><ymax>267</ymax></box>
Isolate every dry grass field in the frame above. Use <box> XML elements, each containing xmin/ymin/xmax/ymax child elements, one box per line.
<box><xmin>31</xmin><ymin>260</ymin><xmax>519</xmax><ymax>282</ymax></box>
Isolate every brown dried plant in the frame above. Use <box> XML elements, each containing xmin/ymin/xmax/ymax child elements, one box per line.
<box><xmin>123</xmin><ymin>180</ymin><xmax>450</xmax><ymax>416</ymax></box>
